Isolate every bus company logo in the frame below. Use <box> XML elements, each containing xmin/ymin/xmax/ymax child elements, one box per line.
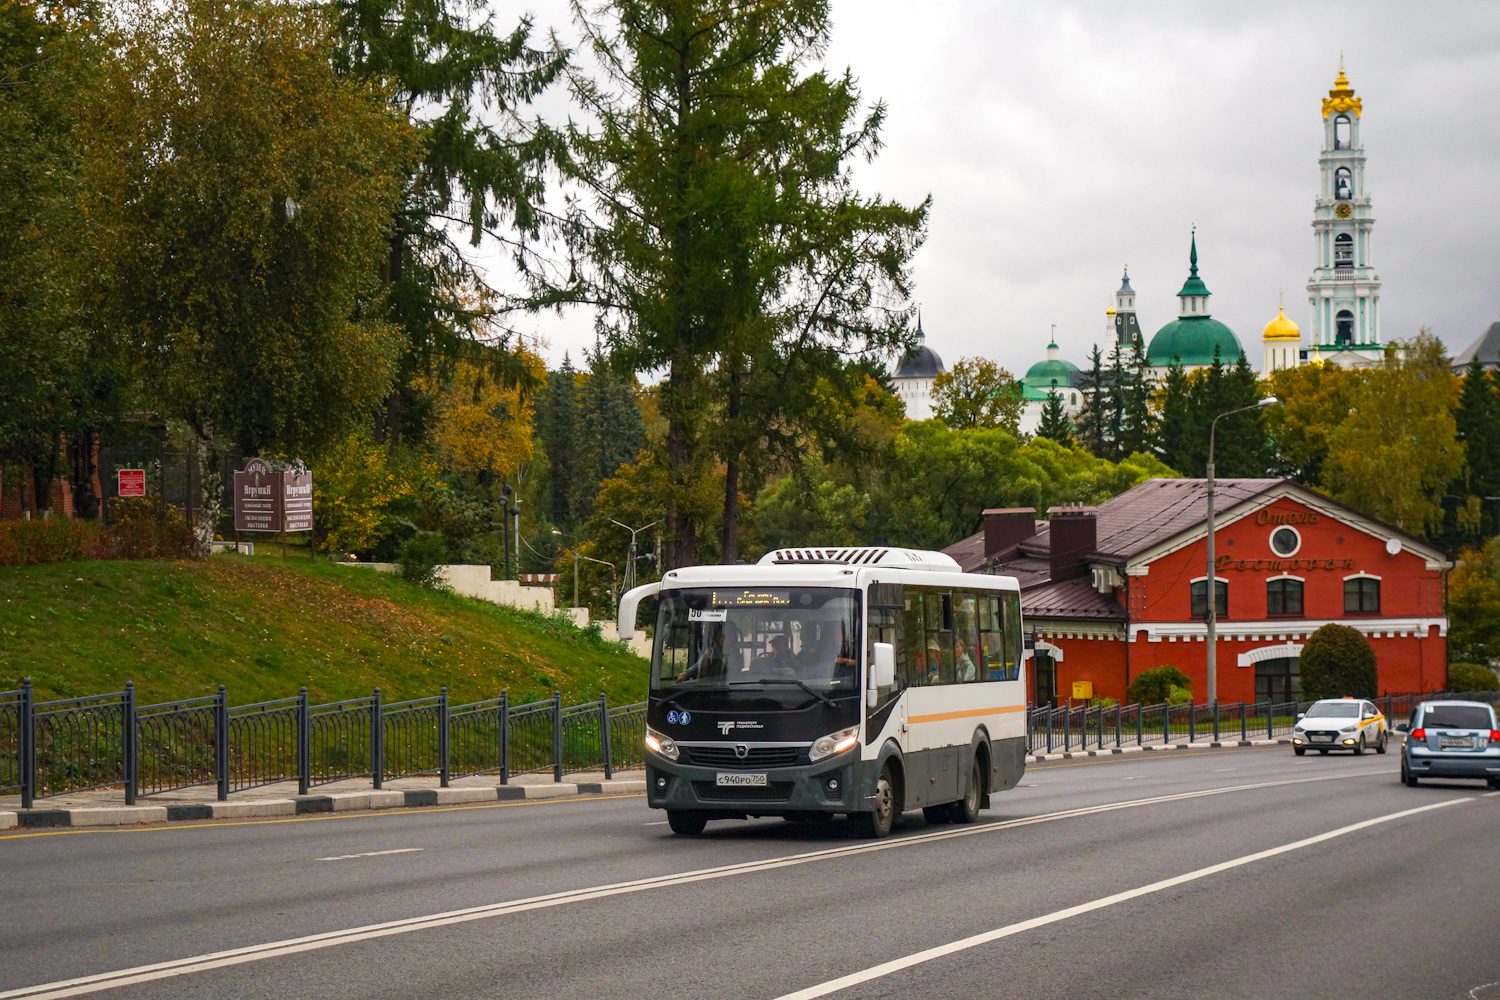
<box><xmin>716</xmin><ymin>721</ymin><xmax>764</xmax><ymax>734</ymax></box>
<box><xmin>718</xmin><ymin>721</ymin><xmax>734</xmax><ymax>734</ymax></box>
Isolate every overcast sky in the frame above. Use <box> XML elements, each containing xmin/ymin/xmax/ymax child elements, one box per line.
<box><xmin>488</xmin><ymin>1</ymin><xmax>1500</xmax><ymax>376</ymax></box>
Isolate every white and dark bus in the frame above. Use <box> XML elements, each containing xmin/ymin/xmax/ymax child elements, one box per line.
<box><xmin>617</xmin><ymin>547</ymin><xmax>1028</xmax><ymax>837</ymax></box>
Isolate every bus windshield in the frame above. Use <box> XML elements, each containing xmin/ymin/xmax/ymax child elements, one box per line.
<box><xmin>652</xmin><ymin>587</ymin><xmax>861</xmax><ymax>694</ymax></box>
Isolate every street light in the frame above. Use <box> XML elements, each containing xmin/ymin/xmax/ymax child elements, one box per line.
<box><xmin>1205</xmin><ymin>396</ymin><xmax>1280</xmax><ymax>704</ymax></box>
<box><xmin>608</xmin><ymin>518</ymin><xmax>660</xmax><ymax>594</ymax></box>
<box><xmin>551</xmin><ymin>528</ymin><xmax>581</xmax><ymax>608</ymax></box>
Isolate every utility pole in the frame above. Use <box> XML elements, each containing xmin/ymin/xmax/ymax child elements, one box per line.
<box><xmin>610</xmin><ymin>518</ymin><xmax>660</xmax><ymax>593</ymax></box>
<box><xmin>1205</xmin><ymin>397</ymin><xmax>1280</xmax><ymax>704</ymax></box>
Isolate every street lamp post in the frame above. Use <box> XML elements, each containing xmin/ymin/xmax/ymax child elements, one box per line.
<box><xmin>1206</xmin><ymin>396</ymin><xmax>1280</xmax><ymax>704</ymax></box>
<box><xmin>609</xmin><ymin>518</ymin><xmax>660</xmax><ymax>594</ymax></box>
<box><xmin>551</xmin><ymin>529</ymin><xmax>581</xmax><ymax>608</ymax></box>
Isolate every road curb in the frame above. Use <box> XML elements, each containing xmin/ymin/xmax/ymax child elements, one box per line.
<box><xmin>1</xmin><ymin>779</ymin><xmax>650</xmax><ymax>831</ymax></box>
<box><xmin>1026</xmin><ymin>738</ymin><xmax>1292</xmax><ymax>763</ymax></box>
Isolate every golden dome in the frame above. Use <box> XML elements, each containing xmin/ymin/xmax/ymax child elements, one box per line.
<box><xmin>1263</xmin><ymin>306</ymin><xmax>1300</xmax><ymax>341</ymax></box>
<box><xmin>1106</xmin><ymin>306</ymin><xmax>1117</xmax><ymax>317</ymax></box>
<box><xmin>1323</xmin><ymin>67</ymin><xmax>1362</xmax><ymax>118</ymax></box>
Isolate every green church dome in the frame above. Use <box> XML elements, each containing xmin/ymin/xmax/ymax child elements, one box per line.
<box><xmin>1022</xmin><ymin>342</ymin><xmax>1080</xmax><ymax>389</ymax></box>
<box><xmin>1147</xmin><ymin>316</ymin><xmax>1244</xmax><ymax>367</ymax></box>
<box><xmin>1147</xmin><ymin>232</ymin><xmax>1244</xmax><ymax>367</ymax></box>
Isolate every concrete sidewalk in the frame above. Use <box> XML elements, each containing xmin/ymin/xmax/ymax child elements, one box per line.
<box><xmin>0</xmin><ymin>770</ymin><xmax>646</xmax><ymax>831</ymax></box>
<box><xmin>1026</xmin><ymin>737</ymin><xmax>1296</xmax><ymax>762</ymax></box>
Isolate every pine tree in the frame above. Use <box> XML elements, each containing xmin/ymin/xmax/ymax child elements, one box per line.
<box><xmin>1036</xmin><ymin>390</ymin><xmax>1074</xmax><ymax>447</ymax></box>
<box><xmin>1074</xmin><ymin>345</ymin><xmax>1108</xmax><ymax>457</ymax></box>
<box><xmin>540</xmin><ymin>354</ymin><xmax>581</xmax><ymax>530</ymax></box>
<box><xmin>1119</xmin><ymin>339</ymin><xmax>1156</xmax><ymax>458</ymax></box>
<box><xmin>1455</xmin><ymin>356</ymin><xmax>1500</xmax><ymax>534</ymax></box>
<box><xmin>1216</xmin><ymin>351</ymin><xmax>1274</xmax><ymax>477</ymax></box>
<box><xmin>1157</xmin><ymin>357</ymin><xmax>1197</xmax><ymax>476</ymax></box>
<box><xmin>578</xmin><ymin>348</ymin><xmax>644</xmax><ymax>520</ymax></box>
<box><xmin>1102</xmin><ymin>343</ymin><xmax>1129</xmax><ymax>461</ymax></box>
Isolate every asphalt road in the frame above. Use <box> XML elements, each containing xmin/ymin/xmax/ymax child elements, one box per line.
<box><xmin>2</xmin><ymin>745</ymin><xmax>1497</xmax><ymax>1000</ymax></box>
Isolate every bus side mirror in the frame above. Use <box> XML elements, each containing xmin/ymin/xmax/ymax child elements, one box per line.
<box><xmin>871</xmin><ymin>643</ymin><xmax>896</xmax><ymax>690</ymax></box>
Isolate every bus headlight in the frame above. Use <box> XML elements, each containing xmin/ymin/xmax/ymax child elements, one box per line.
<box><xmin>809</xmin><ymin>726</ymin><xmax>860</xmax><ymax>762</ymax></box>
<box><xmin>645</xmin><ymin>728</ymin><xmax>679</xmax><ymax>762</ymax></box>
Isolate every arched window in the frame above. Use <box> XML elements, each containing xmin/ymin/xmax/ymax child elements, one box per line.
<box><xmin>1336</xmin><ymin>309</ymin><xmax>1354</xmax><ymax>345</ymax></box>
<box><xmin>1334</xmin><ymin>167</ymin><xmax>1352</xmax><ymax>200</ymax></box>
<box><xmin>1334</xmin><ymin>115</ymin><xmax>1351</xmax><ymax>149</ymax></box>
<box><xmin>1334</xmin><ymin>233</ymin><xmax>1354</xmax><ymax>267</ymax></box>
<box><xmin>1267</xmin><ymin>578</ymin><xmax>1304</xmax><ymax>616</ymax></box>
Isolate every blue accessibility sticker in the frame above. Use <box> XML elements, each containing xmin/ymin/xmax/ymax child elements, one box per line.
<box><xmin>680</xmin><ymin>711</ymin><xmax>691</xmax><ymax>725</ymax></box>
<box><xmin>667</xmin><ymin>710</ymin><xmax>679</xmax><ymax>724</ymax></box>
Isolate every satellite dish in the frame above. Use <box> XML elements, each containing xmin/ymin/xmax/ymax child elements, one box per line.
<box><xmin>1385</xmin><ymin>537</ymin><xmax>1401</xmax><ymax>556</ymax></box>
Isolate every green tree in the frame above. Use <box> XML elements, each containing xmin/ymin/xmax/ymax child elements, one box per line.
<box><xmin>931</xmin><ymin>357</ymin><xmax>1024</xmax><ymax>432</ymax></box>
<box><xmin>329</xmin><ymin>0</ymin><xmax>566</xmax><ymax>451</ymax></box>
<box><xmin>755</xmin><ymin>456</ymin><xmax>869</xmax><ymax>550</ymax></box>
<box><xmin>1213</xmin><ymin>351</ymin><xmax>1274</xmax><ymax>477</ymax></box>
<box><xmin>1299</xmin><ymin>623</ymin><xmax>1378</xmax><ymax>700</ymax></box>
<box><xmin>1447</xmin><ymin>539</ymin><xmax>1500</xmax><ymax>667</ymax></box>
<box><xmin>1452</xmin><ymin>356</ymin><xmax>1500</xmax><ymax>537</ymax></box>
<box><xmin>1263</xmin><ymin>361</ymin><xmax>1364</xmax><ymax>485</ymax></box>
<box><xmin>1119</xmin><ymin>340</ymin><xmax>1156</xmax><ymax>458</ymax></box>
<box><xmin>1323</xmin><ymin>333</ymin><xmax>1464</xmax><ymax>537</ymax></box>
<box><xmin>542</xmin><ymin>0</ymin><xmax>927</xmax><ymax>567</ymax></box>
<box><xmin>86</xmin><ymin>0</ymin><xmax>413</xmax><ymax>458</ymax></box>
<box><xmin>1156</xmin><ymin>357</ymin><xmax>1197</xmax><ymax>476</ymax></box>
<box><xmin>539</xmin><ymin>355</ymin><xmax>583</xmax><ymax>531</ymax></box>
<box><xmin>1447</xmin><ymin>662</ymin><xmax>1499</xmax><ymax>693</ymax></box>
<box><xmin>581</xmin><ymin>348</ymin><xmax>645</xmax><ymax>501</ymax></box>
<box><xmin>1101</xmin><ymin>343</ymin><xmax>1128</xmax><ymax>461</ymax></box>
<box><xmin>1036</xmin><ymin>391</ymin><xmax>1074</xmax><ymax>447</ymax></box>
<box><xmin>1074</xmin><ymin>345</ymin><xmax>1108</xmax><ymax>458</ymax></box>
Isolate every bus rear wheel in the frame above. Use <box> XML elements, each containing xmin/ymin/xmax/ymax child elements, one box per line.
<box><xmin>666</xmin><ymin>810</ymin><xmax>708</xmax><ymax>835</ymax></box>
<box><xmin>948</xmin><ymin>756</ymin><xmax>983</xmax><ymax>824</ymax></box>
<box><xmin>853</xmin><ymin>764</ymin><xmax>896</xmax><ymax>839</ymax></box>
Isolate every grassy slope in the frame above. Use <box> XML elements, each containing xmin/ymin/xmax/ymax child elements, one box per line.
<box><xmin>0</xmin><ymin>554</ymin><xmax>648</xmax><ymax>708</ymax></box>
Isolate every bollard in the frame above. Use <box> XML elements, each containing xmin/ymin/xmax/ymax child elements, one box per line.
<box><xmin>215</xmin><ymin>685</ymin><xmax>229</xmax><ymax>801</ymax></box>
<box><xmin>372</xmin><ymin>687</ymin><xmax>383</xmax><ymax>790</ymax></box>
<box><xmin>439</xmin><ymin>686</ymin><xmax>450</xmax><ymax>788</ymax></box>
<box><xmin>1213</xmin><ymin>701</ymin><xmax>1220</xmax><ymax>742</ymax></box>
<box><xmin>499</xmin><ymin>690</ymin><xmax>509</xmax><ymax>784</ymax></box>
<box><xmin>123</xmin><ymin>681</ymin><xmax>138</xmax><ymax>806</ymax></box>
<box><xmin>1240</xmin><ymin>701</ymin><xmax>1247</xmax><ymax>742</ymax></box>
<box><xmin>600</xmin><ymin>693</ymin><xmax>613</xmax><ymax>781</ymax></box>
<box><xmin>552</xmin><ymin>690</ymin><xmax>563</xmax><ymax>783</ymax></box>
<box><xmin>20</xmin><ymin>678</ymin><xmax>34</xmax><ymax>810</ymax></box>
<box><xmin>297</xmin><ymin>687</ymin><xmax>310</xmax><ymax>796</ymax></box>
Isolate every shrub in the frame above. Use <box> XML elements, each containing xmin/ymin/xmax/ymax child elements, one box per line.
<box><xmin>1446</xmin><ymin>661</ymin><xmax>1500</xmax><ymax>693</ymax></box>
<box><xmin>1299</xmin><ymin>623</ymin><xmax>1377</xmax><ymax>700</ymax></box>
<box><xmin>106</xmin><ymin>495</ymin><xmax>197</xmax><ymax>559</ymax></box>
<box><xmin>398</xmin><ymin>531</ymin><xmax>448</xmax><ymax>589</ymax></box>
<box><xmin>0</xmin><ymin>518</ymin><xmax>108</xmax><ymax>566</ymax></box>
<box><xmin>1127</xmin><ymin>665</ymin><xmax>1192</xmax><ymax>706</ymax></box>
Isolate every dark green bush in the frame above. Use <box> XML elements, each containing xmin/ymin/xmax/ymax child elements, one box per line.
<box><xmin>1446</xmin><ymin>661</ymin><xmax>1499</xmax><ymax>693</ymax></box>
<box><xmin>1127</xmin><ymin>665</ymin><xmax>1192</xmax><ymax>706</ymax></box>
<box><xmin>398</xmin><ymin>531</ymin><xmax>448</xmax><ymax>589</ymax></box>
<box><xmin>1300</xmin><ymin>623</ymin><xmax>1377</xmax><ymax>700</ymax></box>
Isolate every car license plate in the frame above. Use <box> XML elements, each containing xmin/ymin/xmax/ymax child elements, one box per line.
<box><xmin>1440</xmin><ymin>737</ymin><xmax>1473</xmax><ymax>749</ymax></box>
<box><xmin>1310</xmin><ymin>734</ymin><xmax>1333</xmax><ymax>743</ymax></box>
<box><xmin>716</xmin><ymin>772</ymin><xmax>767</xmax><ymax>787</ymax></box>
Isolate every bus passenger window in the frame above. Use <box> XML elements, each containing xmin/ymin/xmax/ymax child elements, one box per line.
<box><xmin>953</xmin><ymin>592</ymin><xmax>980</xmax><ymax>682</ymax></box>
<box><xmin>1001</xmin><ymin>591</ymin><xmax>1023</xmax><ymax>681</ymax></box>
<box><xmin>979</xmin><ymin>595</ymin><xmax>1005</xmax><ymax>680</ymax></box>
<box><xmin>926</xmin><ymin>591</ymin><xmax>956</xmax><ymax>685</ymax></box>
<box><xmin>903</xmin><ymin>594</ymin><xmax>926</xmax><ymax>688</ymax></box>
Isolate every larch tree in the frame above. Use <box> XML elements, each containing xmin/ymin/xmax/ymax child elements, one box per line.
<box><xmin>542</xmin><ymin>0</ymin><xmax>927</xmax><ymax>567</ymax></box>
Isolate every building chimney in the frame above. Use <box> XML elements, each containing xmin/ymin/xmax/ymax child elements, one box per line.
<box><xmin>983</xmin><ymin>508</ymin><xmax>1036</xmax><ymax>560</ymax></box>
<box><xmin>1047</xmin><ymin>505</ymin><xmax>1098</xmax><ymax>582</ymax></box>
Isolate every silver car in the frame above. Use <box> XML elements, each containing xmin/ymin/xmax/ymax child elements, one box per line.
<box><xmin>1398</xmin><ymin>700</ymin><xmax>1500</xmax><ymax>788</ymax></box>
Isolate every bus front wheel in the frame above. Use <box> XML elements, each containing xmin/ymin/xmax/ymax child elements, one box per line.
<box><xmin>666</xmin><ymin>810</ymin><xmax>708</xmax><ymax>835</ymax></box>
<box><xmin>853</xmin><ymin>764</ymin><xmax>896</xmax><ymax>839</ymax></box>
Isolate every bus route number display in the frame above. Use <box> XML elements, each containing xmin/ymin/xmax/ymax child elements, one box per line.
<box><xmin>711</xmin><ymin>590</ymin><xmax>791</xmax><ymax>607</ymax></box>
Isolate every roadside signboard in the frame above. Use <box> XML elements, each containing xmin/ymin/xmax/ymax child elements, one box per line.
<box><xmin>1072</xmin><ymin>680</ymin><xmax>1094</xmax><ymax>700</ymax></box>
<box><xmin>282</xmin><ymin>468</ymin><xmax>313</xmax><ymax>533</ymax></box>
<box><xmin>233</xmin><ymin>458</ymin><xmax>281</xmax><ymax>532</ymax></box>
<box><xmin>117</xmin><ymin>469</ymin><xmax>146</xmax><ymax>498</ymax></box>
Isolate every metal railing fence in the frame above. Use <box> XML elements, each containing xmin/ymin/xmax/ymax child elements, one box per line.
<box><xmin>4</xmin><ymin>678</ymin><xmax>644</xmax><ymax>808</ymax></box>
<box><xmin>1023</xmin><ymin>691</ymin><xmax>1497</xmax><ymax>756</ymax></box>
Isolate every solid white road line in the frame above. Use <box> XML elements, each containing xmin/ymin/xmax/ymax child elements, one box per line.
<box><xmin>0</xmin><ymin>770</ymin><xmax>1383</xmax><ymax>1000</ymax></box>
<box><xmin>317</xmin><ymin>849</ymin><xmax>424</xmax><ymax>862</ymax></box>
<box><xmin>771</xmin><ymin>797</ymin><xmax>1472</xmax><ymax>1000</ymax></box>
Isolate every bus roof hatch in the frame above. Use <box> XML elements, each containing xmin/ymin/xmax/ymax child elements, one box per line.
<box><xmin>758</xmin><ymin>547</ymin><xmax>962</xmax><ymax>573</ymax></box>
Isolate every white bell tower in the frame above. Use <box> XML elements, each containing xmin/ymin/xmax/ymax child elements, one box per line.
<box><xmin>1305</xmin><ymin>65</ymin><xmax>1383</xmax><ymax>367</ymax></box>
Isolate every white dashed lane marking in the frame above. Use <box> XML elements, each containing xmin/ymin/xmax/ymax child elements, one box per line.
<box><xmin>317</xmin><ymin>849</ymin><xmax>424</xmax><ymax>862</ymax></box>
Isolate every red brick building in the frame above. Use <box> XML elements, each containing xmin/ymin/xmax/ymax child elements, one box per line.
<box><xmin>943</xmin><ymin>479</ymin><xmax>1451</xmax><ymax>706</ymax></box>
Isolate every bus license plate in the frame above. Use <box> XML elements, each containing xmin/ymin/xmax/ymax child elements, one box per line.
<box><xmin>716</xmin><ymin>772</ymin><xmax>767</xmax><ymax>787</ymax></box>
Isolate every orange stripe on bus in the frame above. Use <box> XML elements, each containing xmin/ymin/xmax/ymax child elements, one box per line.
<box><xmin>908</xmin><ymin>706</ymin><xmax>1025</xmax><ymax>724</ymax></box>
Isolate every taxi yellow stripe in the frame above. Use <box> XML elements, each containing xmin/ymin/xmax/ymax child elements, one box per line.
<box><xmin>908</xmin><ymin>705</ymin><xmax>1024</xmax><ymax>724</ymax></box>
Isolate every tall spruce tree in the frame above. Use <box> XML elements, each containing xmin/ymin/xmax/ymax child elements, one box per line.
<box><xmin>540</xmin><ymin>355</ymin><xmax>582</xmax><ymax>530</ymax></box>
<box><xmin>1215</xmin><ymin>351</ymin><xmax>1274</xmax><ymax>477</ymax></box>
<box><xmin>1119</xmin><ymin>339</ymin><xmax>1156</xmax><ymax>458</ymax></box>
<box><xmin>1156</xmin><ymin>357</ymin><xmax>1197</xmax><ymax>476</ymax></box>
<box><xmin>1101</xmin><ymin>343</ymin><xmax>1129</xmax><ymax>461</ymax></box>
<box><xmin>1074</xmin><ymin>345</ymin><xmax>1108</xmax><ymax>457</ymax></box>
<box><xmin>1036</xmin><ymin>390</ymin><xmax>1074</xmax><ymax>447</ymax></box>
<box><xmin>1455</xmin><ymin>356</ymin><xmax>1500</xmax><ymax>534</ymax></box>
<box><xmin>579</xmin><ymin>347</ymin><xmax>644</xmax><ymax>519</ymax></box>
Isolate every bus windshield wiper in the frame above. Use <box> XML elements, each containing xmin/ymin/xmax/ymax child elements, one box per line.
<box><xmin>727</xmin><ymin>679</ymin><xmax>838</xmax><ymax>709</ymax></box>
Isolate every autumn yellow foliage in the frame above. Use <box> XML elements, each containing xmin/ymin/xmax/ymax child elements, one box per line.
<box><xmin>421</xmin><ymin>350</ymin><xmax>546</xmax><ymax>475</ymax></box>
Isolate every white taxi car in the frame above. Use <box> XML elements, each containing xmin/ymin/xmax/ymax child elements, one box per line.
<box><xmin>1292</xmin><ymin>698</ymin><xmax>1388</xmax><ymax>756</ymax></box>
